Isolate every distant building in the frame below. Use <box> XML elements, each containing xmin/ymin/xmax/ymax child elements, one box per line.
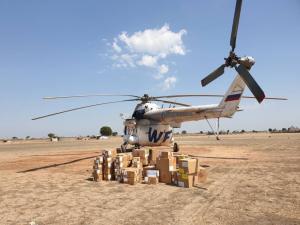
<box><xmin>288</xmin><ymin>126</ymin><xmax>300</xmax><ymax>133</ymax></box>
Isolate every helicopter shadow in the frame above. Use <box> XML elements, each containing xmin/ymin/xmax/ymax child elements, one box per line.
<box><xmin>17</xmin><ymin>155</ymin><xmax>98</xmax><ymax>173</ymax></box>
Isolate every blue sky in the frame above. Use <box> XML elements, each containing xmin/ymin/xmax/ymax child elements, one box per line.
<box><xmin>0</xmin><ymin>0</ymin><xmax>299</xmax><ymax>138</ymax></box>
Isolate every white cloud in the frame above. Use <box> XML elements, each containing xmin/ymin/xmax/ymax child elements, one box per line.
<box><xmin>162</xmin><ymin>76</ymin><xmax>177</xmax><ymax>90</ymax></box>
<box><xmin>138</xmin><ymin>55</ymin><xmax>157</xmax><ymax>67</ymax></box>
<box><xmin>119</xmin><ymin>24</ymin><xmax>186</xmax><ymax>56</ymax></box>
<box><xmin>112</xmin><ymin>41</ymin><xmax>122</xmax><ymax>53</ymax></box>
<box><xmin>108</xmin><ymin>24</ymin><xmax>186</xmax><ymax>89</ymax></box>
<box><xmin>159</xmin><ymin>64</ymin><xmax>169</xmax><ymax>74</ymax></box>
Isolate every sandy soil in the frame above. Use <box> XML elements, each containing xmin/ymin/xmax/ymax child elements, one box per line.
<box><xmin>0</xmin><ymin>133</ymin><xmax>299</xmax><ymax>225</ymax></box>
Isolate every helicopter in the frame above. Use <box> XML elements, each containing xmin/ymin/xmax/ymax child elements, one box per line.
<box><xmin>32</xmin><ymin>0</ymin><xmax>286</xmax><ymax>151</ymax></box>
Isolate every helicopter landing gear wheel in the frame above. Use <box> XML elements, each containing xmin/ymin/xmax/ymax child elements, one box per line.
<box><xmin>173</xmin><ymin>142</ymin><xmax>179</xmax><ymax>152</ymax></box>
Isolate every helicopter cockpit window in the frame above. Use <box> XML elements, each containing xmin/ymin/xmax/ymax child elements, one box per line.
<box><xmin>132</xmin><ymin>109</ymin><xmax>145</xmax><ymax>119</ymax></box>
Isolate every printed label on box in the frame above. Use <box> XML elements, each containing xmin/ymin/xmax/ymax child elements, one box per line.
<box><xmin>178</xmin><ymin>168</ymin><xmax>184</xmax><ymax>174</ymax></box>
<box><xmin>182</xmin><ymin>161</ymin><xmax>188</xmax><ymax>168</ymax></box>
<box><xmin>178</xmin><ymin>181</ymin><xmax>184</xmax><ymax>187</ymax></box>
<box><xmin>181</xmin><ymin>173</ymin><xmax>188</xmax><ymax>180</ymax></box>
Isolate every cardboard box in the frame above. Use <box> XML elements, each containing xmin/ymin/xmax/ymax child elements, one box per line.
<box><xmin>159</xmin><ymin>171</ymin><xmax>172</xmax><ymax>184</ymax></box>
<box><xmin>160</xmin><ymin>151</ymin><xmax>171</xmax><ymax>158</ymax></box>
<box><xmin>121</xmin><ymin>167</ymin><xmax>140</xmax><ymax>185</ymax></box>
<box><xmin>94</xmin><ymin>156</ymin><xmax>103</xmax><ymax>164</ymax></box>
<box><xmin>103</xmin><ymin>149</ymin><xmax>117</xmax><ymax>158</ymax></box>
<box><xmin>92</xmin><ymin>169</ymin><xmax>103</xmax><ymax>182</ymax></box>
<box><xmin>149</xmin><ymin>148</ymin><xmax>160</xmax><ymax>165</ymax></box>
<box><xmin>173</xmin><ymin>154</ymin><xmax>187</xmax><ymax>168</ymax></box>
<box><xmin>196</xmin><ymin>166</ymin><xmax>207</xmax><ymax>183</ymax></box>
<box><xmin>146</xmin><ymin>169</ymin><xmax>159</xmax><ymax>178</ymax></box>
<box><xmin>178</xmin><ymin>158</ymin><xmax>197</xmax><ymax>174</ymax></box>
<box><xmin>142</xmin><ymin>166</ymin><xmax>156</xmax><ymax>177</ymax></box>
<box><xmin>156</xmin><ymin>157</ymin><xmax>176</xmax><ymax>172</ymax></box>
<box><xmin>145</xmin><ymin>176</ymin><xmax>159</xmax><ymax>185</ymax></box>
<box><xmin>132</xmin><ymin>157</ymin><xmax>142</xmax><ymax>169</ymax></box>
<box><xmin>177</xmin><ymin>173</ymin><xmax>194</xmax><ymax>188</ymax></box>
<box><xmin>132</xmin><ymin>149</ymin><xmax>149</xmax><ymax>166</ymax></box>
<box><xmin>171</xmin><ymin>170</ymin><xmax>178</xmax><ymax>185</ymax></box>
<box><xmin>116</xmin><ymin>153</ymin><xmax>132</xmax><ymax>167</ymax></box>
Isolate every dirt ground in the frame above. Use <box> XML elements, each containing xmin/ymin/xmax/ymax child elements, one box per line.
<box><xmin>0</xmin><ymin>133</ymin><xmax>299</xmax><ymax>225</ymax></box>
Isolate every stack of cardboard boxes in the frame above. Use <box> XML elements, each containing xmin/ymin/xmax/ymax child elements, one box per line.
<box><xmin>114</xmin><ymin>153</ymin><xmax>132</xmax><ymax>182</ymax></box>
<box><xmin>102</xmin><ymin>149</ymin><xmax>117</xmax><ymax>181</ymax></box>
<box><xmin>177</xmin><ymin>158</ymin><xmax>198</xmax><ymax>188</ymax></box>
<box><xmin>92</xmin><ymin>156</ymin><xmax>103</xmax><ymax>182</ymax></box>
<box><xmin>156</xmin><ymin>151</ymin><xmax>177</xmax><ymax>184</ymax></box>
<box><xmin>91</xmin><ymin>147</ymin><xmax>207</xmax><ymax>188</ymax></box>
<box><xmin>121</xmin><ymin>167</ymin><xmax>141</xmax><ymax>185</ymax></box>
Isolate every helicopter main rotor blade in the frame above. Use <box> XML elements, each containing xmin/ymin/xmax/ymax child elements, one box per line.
<box><xmin>154</xmin><ymin>99</ymin><xmax>191</xmax><ymax>107</ymax></box>
<box><xmin>153</xmin><ymin>94</ymin><xmax>287</xmax><ymax>100</ymax></box>
<box><xmin>235</xmin><ymin>64</ymin><xmax>265</xmax><ymax>103</ymax></box>
<box><xmin>43</xmin><ymin>94</ymin><xmax>141</xmax><ymax>100</ymax></box>
<box><xmin>32</xmin><ymin>99</ymin><xmax>139</xmax><ymax>120</ymax></box>
<box><xmin>153</xmin><ymin>94</ymin><xmax>224</xmax><ymax>99</ymax></box>
<box><xmin>201</xmin><ymin>64</ymin><xmax>226</xmax><ymax>87</ymax></box>
<box><xmin>230</xmin><ymin>0</ymin><xmax>243</xmax><ymax>51</ymax></box>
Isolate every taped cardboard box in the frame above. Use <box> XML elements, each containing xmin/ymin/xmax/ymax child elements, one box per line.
<box><xmin>116</xmin><ymin>153</ymin><xmax>132</xmax><ymax>167</ymax></box>
<box><xmin>177</xmin><ymin>173</ymin><xmax>194</xmax><ymax>188</ymax></box>
<box><xmin>146</xmin><ymin>169</ymin><xmax>159</xmax><ymax>178</ymax></box>
<box><xmin>156</xmin><ymin>157</ymin><xmax>176</xmax><ymax>173</ymax></box>
<box><xmin>196</xmin><ymin>166</ymin><xmax>208</xmax><ymax>183</ymax></box>
<box><xmin>132</xmin><ymin>157</ymin><xmax>142</xmax><ymax>169</ymax></box>
<box><xmin>103</xmin><ymin>149</ymin><xmax>117</xmax><ymax>158</ymax></box>
<box><xmin>149</xmin><ymin>148</ymin><xmax>160</xmax><ymax>165</ymax></box>
<box><xmin>159</xmin><ymin>171</ymin><xmax>172</xmax><ymax>184</ymax></box>
<box><xmin>122</xmin><ymin>167</ymin><xmax>140</xmax><ymax>185</ymax></box>
<box><xmin>95</xmin><ymin>156</ymin><xmax>104</xmax><ymax>164</ymax></box>
<box><xmin>142</xmin><ymin>166</ymin><xmax>156</xmax><ymax>177</ymax></box>
<box><xmin>92</xmin><ymin>169</ymin><xmax>103</xmax><ymax>182</ymax></box>
<box><xmin>173</xmin><ymin>154</ymin><xmax>187</xmax><ymax>168</ymax></box>
<box><xmin>145</xmin><ymin>176</ymin><xmax>159</xmax><ymax>185</ymax></box>
<box><xmin>178</xmin><ymin>158</ymin><xmax>197</xmax><ymax>174</ymax></box>
<box><xmin>160</xmin><ymin>151</ymin><xmax>172</xmax><ymax>158</ymax></box>
<box><xmin>133</xmin><ymin>149</ymin><xmax>149</xmax><ymax>166</ymax></box>
<box><xmin>171</xmin><ymin>170</ymin><xmax>178</xmax><ymax>185</ymax></box>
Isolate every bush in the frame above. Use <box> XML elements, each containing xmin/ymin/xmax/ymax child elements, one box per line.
<box><xmin>100</xmin><ymin>126</ymin><xmax>112</xmax><ymax>136</ymax></box>
<box><xmin>181</xmin><ymin>130</ymin><xmax>187</xmax><ymax>134</ymax></box>
<box><xmin>112</xmin><ymin>132</ymin><xmax>118</xmax><ymax>136</ymax></box>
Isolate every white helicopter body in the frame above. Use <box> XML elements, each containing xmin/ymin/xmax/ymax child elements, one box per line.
<box><xmin>123</xmin><ymin>74</ymin><xmax>246</xmax><ymax>147</ymax></box>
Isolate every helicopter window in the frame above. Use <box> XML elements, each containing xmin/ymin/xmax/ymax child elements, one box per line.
<box><xmin>132</xmin><ymin>109</ymin><xmax>145</xmax><ymax>119</ymax></box>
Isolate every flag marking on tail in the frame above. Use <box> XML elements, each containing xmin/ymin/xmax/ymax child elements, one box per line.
<box><xmin>225</xmin><ymin>93</ymin><xmax>242</xmax><ymax>102</ymax></box>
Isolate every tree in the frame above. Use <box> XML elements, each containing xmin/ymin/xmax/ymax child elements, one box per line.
<box><xmin>100</xmin><ymin>126</ymin><xmax>112</xmax><ymax>136</ymax></box>
<box><xmin>181</xmin><ymin>130</ymin><xmax>187</xmax><ymax>135</ymax></box>
<box><xmin>241</xmin><ymin>129</ymin><xmax>245</xmax><ymax>133</ymax></box>
<box><xmin>26</xmin><ymin>136</ymin><xmax>30</xmax><ymax>140</ymax></box>
<box><xmin>268</xmin><ymin>128</ymin><xmax>272</xmax><ymax>133</ymax></box>
<box><xmin>48</xmin><ymin>133</ymin><xmax>56</xmax><ymax>138</ymax></box>
<box><xmin>112</xmin><ymin>132</ymin><xmax>118</xmax><ymax>136</ymax></box>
